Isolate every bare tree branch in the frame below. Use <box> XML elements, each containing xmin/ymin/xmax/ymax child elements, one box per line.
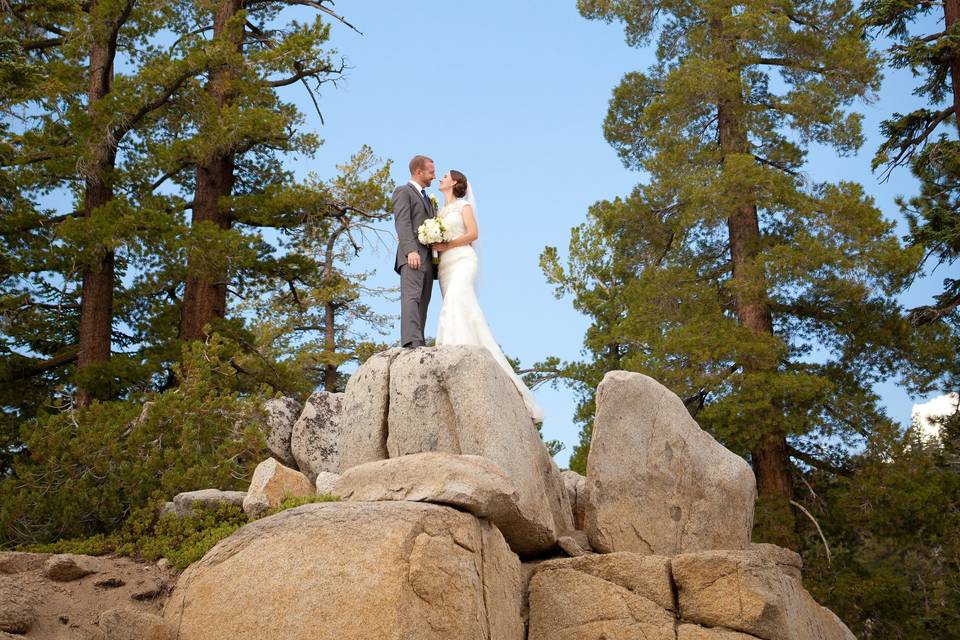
<box><xmin>754</xmin><ymin>154</ymin><xmax>801</xmax><ymax>177</ymax></box>
<box><xmin>243</xmin><ymin>20</ymin><xmax>345</xmax><ymax>123</ymax></box>
<box><xmin>149</xmin><ymin>158</ymin><xmax>195</xmax><ymax>191</ymax></box>
<box><xmin>908</xmin><ymin>289</ymin><xmax>960</xmax><ymax>325</ymax></box>
<box><xmin>790</xmin><ymin>499</ymin><xmax>832</xmax><ymax>564</ymax></box>
<box><xmin>169</xmin><ymin>24</ymin><xmax>214</xmax><ymax>51</ymax></box>
<box><xmin>266</xmin><ymin>61</ymin><xmax>337</xmax><ymax>87</ymax></box>
<box><xmin>753</xmin><ymin>57</ymin><xmax>829</xmax><ymax>74</ymax></box>
<box><xmin>245</xmin><ymin>0</ymin><xmax>363</xmax><ymax>35</ymax></box>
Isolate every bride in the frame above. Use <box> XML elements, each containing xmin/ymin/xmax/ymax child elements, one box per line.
<box><xmin>431</xmin><ymin>169</ymin><xmax>545</xmax><ymax>424</ymax></box>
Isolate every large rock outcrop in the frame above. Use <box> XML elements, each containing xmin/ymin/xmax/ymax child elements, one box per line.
<box><xmin>584</xmin><ymin>370</ymin><xmax>756</xmax><ymax>555</ymax></box>
<box><xmin>291</xmin><ymin>390</ymin><xmax>344</xmax><ymax>483</ymax></box>
<box><xmin>335</xmin><ymin>452</ymin><xmax>555</xmax><ymax>555</ymax></box>
<box><xmin>335</xmin><ymin>346</ymin><xmax>572</xmax><ymax>555</ymax></box>
<box><xmin>163</xmin><ymin>501</ymin><xmax>523</xmax><ymax>640</ymax></box>
<box><xmin>149</xmin><ymin>348</ymin><xmax>857</xmax><ymax>640</ymax></box>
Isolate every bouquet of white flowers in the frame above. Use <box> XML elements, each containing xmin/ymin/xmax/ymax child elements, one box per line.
<box><xmin>417</xmin><ymin>217</ymin><xmax>450</xmax><ymax>264</ymax></box>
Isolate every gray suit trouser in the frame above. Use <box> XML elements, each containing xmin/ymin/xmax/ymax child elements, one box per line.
<box><xmin>400</xmin><ymin>262</ymin><xmax>433</xmax><ymax>347</ymax></box>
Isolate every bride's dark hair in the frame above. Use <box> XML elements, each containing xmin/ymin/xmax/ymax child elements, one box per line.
<box><xmin>450</xmin><ymin>170</ymin><xmax>468</xmax><ymax>198</ymax></box>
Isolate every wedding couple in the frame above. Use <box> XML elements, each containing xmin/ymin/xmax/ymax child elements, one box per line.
<box><xmin>393</xmin><ymin>155</ymin><xmax>544</xmax><ymax>424</ymax></box>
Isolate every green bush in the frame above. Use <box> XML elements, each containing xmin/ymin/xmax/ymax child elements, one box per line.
<box><xmin>0</xmin><ymin>337</ymin><xmax>270</xmax><ymax>548</ymax></box>
<box><xmin>142</xmin><ymin>505</ymin><xmax>250</xmax><ymax>571</ymax></box>
<box><xmin>24</xmin><ymin>501</ymin><xmax>250</xmax><ymax>571</ymax></box>
<box><xmin>23</xmin><ymin>493</ymin><xmax>343</xmax><ymax>572</ymax></box>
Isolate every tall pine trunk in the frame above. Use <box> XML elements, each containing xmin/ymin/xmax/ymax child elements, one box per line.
<box><xmin>713</xmin><ymin>14</ymin><xmax>796</xmax><ymax>547</ymax></box>
<box><xmin>945</xmin><ymin>0</ymin><xmax>960</xmax><ymax>133</ymax></box>
<box><xmin>322</xmin><ymin>227</ymin><xmax>342</xmax><ymax>392</ymax></box>
<box><xmin>179</xmin><ymin>0</ymin><xmax>241</xmax><ymax>341</ymax></box>
<box><xmin>76</xmin><ymin>1</ymin><xmax>126</xmax><ymax>406</ymax></box>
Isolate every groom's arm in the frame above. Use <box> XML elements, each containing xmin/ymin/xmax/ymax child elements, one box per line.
<box><xmin>393</xmin><ymin>189</ymin><xmax>420</xmax><ymax>262</ymax></box>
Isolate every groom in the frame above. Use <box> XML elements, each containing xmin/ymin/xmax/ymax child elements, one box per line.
<box><xmin>393</xmin><ymin>155</ymin><xmax>438</xmax><ymax>348</ymax></box>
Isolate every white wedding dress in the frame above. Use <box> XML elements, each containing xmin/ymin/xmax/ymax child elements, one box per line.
<box><xmin>435</xmin><ymin>198</ymin><xmax>545</xmax><ymax>424</ymax></box>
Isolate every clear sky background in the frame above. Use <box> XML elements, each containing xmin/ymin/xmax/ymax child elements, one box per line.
<box><xmin>273</xmin><ymin>2</ymin><xmax>951</xmax><ymax>468</ymax></box>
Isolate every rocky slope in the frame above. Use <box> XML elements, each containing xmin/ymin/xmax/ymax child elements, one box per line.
<box><xmin>1</xmin><ymin>346</ymin><xmax>857</xmax><ymax>640</ymax></box>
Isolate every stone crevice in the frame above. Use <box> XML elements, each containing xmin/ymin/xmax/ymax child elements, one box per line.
<box><xmin>478</xmin><ymin>520</ymin><xmax>491</xmax><ymax>640</ymax></box>
<box><xmin>630</xmin><ymin>522</ymin><xmax>657</xmax><ymax>555</ymax></box>
<box><xmin>667</xmin><ymin>558</ymin><xmax>681</xmax><ymax>617</ymax></box>
<box><xmin>380</xmin><ymin>352</ymin><xmax>394</xmax><ymax>455</ymax></box>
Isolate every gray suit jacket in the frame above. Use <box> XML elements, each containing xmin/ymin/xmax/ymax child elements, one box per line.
<box><xmin>393</xmin><ymin>183</ymin><xmax>437</xmax><ymax>279</ymax></box>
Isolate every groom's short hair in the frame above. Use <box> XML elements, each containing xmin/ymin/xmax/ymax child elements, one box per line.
<box><xmin>409</xmin><ymin>155</ymin><xmax>433</xmax><ymax>175</ymax></box>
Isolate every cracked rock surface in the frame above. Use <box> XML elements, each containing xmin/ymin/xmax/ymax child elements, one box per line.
<box><xmin>334</xmin><ymin>452</ymin><xmax>557</xmax><ymax>556</ymax></box>
<box><xmin>337</xmin><ymin>345</ymin><xmax>573</xmax><ymax>556</ymax></box>
<box><xmin>527</xmin><ymin>549</ymin><xmax>856</xmax><ymax>640</ymax></box>
<box><xmin>585</xmin><ymin>370</ymin><xmax>757</xmax><ymax>555</ymax></box>
<box><xmin>163</xmin><ymin>501</ymin><xmax>523</xmax><ymax>640</ymax></box>
<box><xmin>337</xmin><ymin>348</ymin><xmax>403</xmax><ymax>471</ymax></box>
<box><xmin>291</xmin><ymin>391</ymin><xmax>344</xmax><ymax>483</ymax></box>
<box><xmin>673</xmin><ymin>548</ymin><xmax>856</xmax><ymax>640</ymax></box>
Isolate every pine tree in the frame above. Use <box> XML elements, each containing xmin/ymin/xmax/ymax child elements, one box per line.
<box><xmin>865</xmin><ymin>0</ymin><xmax>960</xmax><ymax>324</ymax></box>
<box><xmin>541</xmin><ymin>0</ymin><xmax>942</xmax><ymax>546</ymax></box>
<box><xmin>239</xmin><ymin>146</ymin><xmax>397</xmax><ymax>394</ymax></box>
<box><xmin>2</xmin><ymin>0</ymin><xmax>213</xmax><ymax>405</ymax></box>
<box><xmin>174</xmin><ymin>0</ymin><xmax>353</xmax><ymax>344</ymax></box>
<box><xmin>1</xmin><ymin>2</ymin><xmax>383</xmax><ymax>463</ymax></box>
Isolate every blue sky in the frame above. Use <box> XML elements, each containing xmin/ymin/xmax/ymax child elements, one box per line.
<box><xmin>274</xmin><ymin>3</ymin><xmax>951</xmax><ymax>467</ymax></box>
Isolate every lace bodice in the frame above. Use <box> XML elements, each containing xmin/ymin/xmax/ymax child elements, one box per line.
<box><xmin>438</xmin><ymin>199</ymin><xmax>471</xmax><ymax>241</ymax></box>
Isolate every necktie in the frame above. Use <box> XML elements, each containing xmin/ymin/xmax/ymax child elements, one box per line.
<box><xmin>421</xmin><ymin>189</ymin><xmax>431</xmax><ymax>211</ymax></box>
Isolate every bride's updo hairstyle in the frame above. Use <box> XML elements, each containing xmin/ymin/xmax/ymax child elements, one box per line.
<box><xmin>450</xmin><ymin>170</ymin><xmax>468</xmax><ymax>198</ymax></box>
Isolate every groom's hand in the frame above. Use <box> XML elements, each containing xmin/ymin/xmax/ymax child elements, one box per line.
<box><xmin>406</xmin><ymin>251</ymin><xmax>421</xmax><ymax>270</ymax></box>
